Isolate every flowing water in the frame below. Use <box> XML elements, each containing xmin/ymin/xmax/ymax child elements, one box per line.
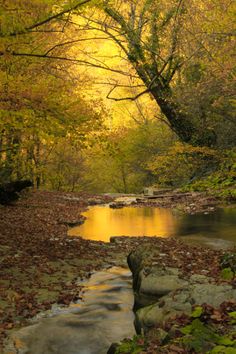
<box><xmin>68</xmin><ymin>205</ymin><xmax>236</xmax><ymax>247</ymax></box>
<box><xmin>5</xmin><ymin>267</ymin><xmax>134</xmax><ymax>354</ymax></box>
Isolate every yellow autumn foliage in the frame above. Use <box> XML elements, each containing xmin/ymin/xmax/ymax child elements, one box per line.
<box><xmin>148</xmin><ymin>143</ymin><xmax>218</xmax><ymax>187</ymax></box>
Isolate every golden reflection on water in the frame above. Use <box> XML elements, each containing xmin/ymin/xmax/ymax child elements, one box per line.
<box><xmin>68</xmin><ymin>206</ymin><xmax>178</xmax><ymax>242</ymax></box>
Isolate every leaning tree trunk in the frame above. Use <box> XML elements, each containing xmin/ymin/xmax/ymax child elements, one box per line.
<box><xmin>137</xmin><ymin>66</ymin><xmax>217</xmax><ymax>146</ymax></box>
<box><xmin>138</xmin><ymin>66</ymin><xmax>217</xmax><ymax>146</ymax></box>
<box><xmin>103</xmin><ymin>4</ymin><xmax>217</xmax><ymax>147</ymax></box>
<box><xmin>150</xmin><ymin>87</ymin><xmax>195</xmax><ymax>143</ymax></box>
<box><xmin>151</xmin><ymin>87</ymin><xmax>217</xmax><ymax>147</ymax></box>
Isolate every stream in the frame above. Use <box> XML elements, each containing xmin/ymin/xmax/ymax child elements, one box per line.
<box><xmin>68</xmin><ymin>205</ymin><xmax>236</xmax><ymax>248</ymax></box>
<box><xmin>5</xmin><ymin>267</ymin><xmax>134</xmax><ymax>354</ymax></box>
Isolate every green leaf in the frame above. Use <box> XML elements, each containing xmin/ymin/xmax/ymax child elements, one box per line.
<box><xmin>217</xmin><ymin>337</ymin><xmax>235</xmax><ymax>346</ymax></box>
<box><xmin>221</xmin><ymin>268</ymin><xmax>234</xmax><ymax>280</ymax></box>
<box><xmin>192</xmin><ymin>306</ymin><xmax>203</xmax><ymax>318</ymax></box>
<box><xmin>228</xmin><ymin>312</ymin><xmax>236</xmax><ymax>319</ymax></box>
<box><xmin>209</xmin><ymin>346</ymin><xmax>236</xmax><ymax>354</ymax></box>
<box><xmin>181</xmin><ymin>323</ymin><xmax>193</xmax><ymax>335</ymax></box>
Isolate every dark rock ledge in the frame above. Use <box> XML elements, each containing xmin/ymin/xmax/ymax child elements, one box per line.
<box><xmin>127</xmin><ymin>246</ymin><xmax>236</xmax><ymax>335</ymax></box>
<box><xmin>109</xmin><ymin>244</ymin><xmax>236</xmax><ymax>353</ymax></box>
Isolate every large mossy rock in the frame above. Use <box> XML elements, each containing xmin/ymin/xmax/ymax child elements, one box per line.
<box><xmin>135</xmin><ymin>282</ymin><xmax>236</xmax><ymax>334</ymax></box>
<box><xmin>128</xmin><ymin>246</ymin><xmax>236</xmax><ymax>334</ymax></box>
<box><xmin>133</xmin><ymin>266</ymin><xmax>188</xmax><ymax>310</ymax></box>
<box><xmin>128</xmin><ymin>246</ymin><xmax>188</xmax><ymax>310</ymax></box>
<box><xmin>135</xmin><ymin>289</ymin><xmax>192</xmax><ymax>334</ymax></box>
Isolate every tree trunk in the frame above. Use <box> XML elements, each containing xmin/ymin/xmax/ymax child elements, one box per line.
<box><xmin>151</xmin><ymin>88</ymin><xmax>194</xmax><ymax>143</ymax></box>
<box><xmin>150</xmin><ymin>86</ymin><xmax>217</xmax><ymax>146</ymax></box>
<box><xmin>103</xmin><ymin>4</ymin><xmax>217</xmax><ymax>147</ymax></box>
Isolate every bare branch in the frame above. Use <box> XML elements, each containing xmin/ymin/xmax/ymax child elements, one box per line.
<box><xmin>106</xmin><ymin>75</ymin><xmax>159</xmax><ymax>101</ymax></box>
<box><xmin>0</xmin><ymin>50</ymin><xmax>133</xmax><ymax>77</ymax></box>
<box><xmin>44</xmin><ymin>37</ymin><xmax>112</xmax><ymax>56</ymax></box>
<box><xmin>62</xmin><ymin>12</ymin><xmax>72</xmax><ymax>32</ymax></box>
<box><xmin>106</xmin><ymin>85</ymin><xmax>149</xmax><ymax>101</ymax></box>
<box><xmin>94</xmin><ymin>81</ymin><xmax>145</xmax><ymax>88</ymax></box>
<box><xmin>133</xmin><ymin>98</ymin><xmax>149</xmax><ymax>125</ymax></box>
<box><xmin>0</xmin><ymin>0</ymin><xmax>92</xmax><ymax>37</ymax></box>
<box><xmin>185</xmin><ymin>28</ymin><xmax>226</xmax><ymax>72</ymax></box>
<box><xmin>76</xmin><ymin>14</ymin><xmax>130</xmax><ymax>55</ymax></box>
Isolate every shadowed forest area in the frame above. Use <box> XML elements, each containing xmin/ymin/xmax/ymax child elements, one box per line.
<box><xmin>0</xmin><ymin>1</ymin><xmax>236</xmax><ymax>354</ymax></box>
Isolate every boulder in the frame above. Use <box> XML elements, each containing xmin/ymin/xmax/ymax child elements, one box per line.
<box><xmin>127</xmin><ymin>245</ymin><xmax>154</xmax><ymax>289</ymax></box>
<box><xmin>134</xmin><ymin>266</ymin><xmax>188</xmax><ymax>310</ymax></box>
<box><xmin>190</xmin><ymin>283</ymin><xmax>236</xmax><ymax>308</ymax></box>
<box><xmin>128</xmin><ymin>245</ymin><xmax>236</xmax><ymax>335</ymax></box>
<box><xmin>135</xmin><ymin>283</ymin><xmax>236</xmax><ymax>333</ymax></box>
<box><xmin>109</xmin><ymin>202</ymin><xmax>125</xmax><ymax>209</ymax></box>
<box><xmin>128</xmin><ymin>246</ymin><xmax>187</xmax><ymax>310</ymax></box>
<box><xmin>87</xmin><ymin>198</ymin><xmax>104</xmax><ymax>206</ymax></box>
<box><xmin>135</xmin><ymin>289</ymin><xmax>192</xmax><ymax>333</ymax></box>
<box><xmin>143</xmin><ymin>188</ymin><xmax>172</xmax><ymax>196</ymax></box>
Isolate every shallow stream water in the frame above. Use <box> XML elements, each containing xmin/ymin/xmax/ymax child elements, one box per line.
<box><xmin>68</xmin><ymin>205</ymin><xmax>236</xmax><ymax>247</ymax></box>
<box><xmin>5</xmin><ymin>267</ymin><xmax>134</xmax><ymax>354</ymax></box>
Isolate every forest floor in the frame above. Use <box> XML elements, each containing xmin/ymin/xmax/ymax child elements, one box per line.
<box><xmin>0</xmin><ymin>189</ymin><xmax>235</xmax><ymax>352</ymax></box>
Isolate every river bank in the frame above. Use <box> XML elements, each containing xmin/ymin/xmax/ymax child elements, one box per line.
<box><xmin>0</xmin><ymin>189</ymin><xmax>235</xmax><ymax>352</ymax></box>
<box><xmin>0</xmin><ymin>190</ymin><xmax>115</xmax><ymax>350</ymax></box>
<box><xmin>108</xmin><ymin>190</ymin><xmax>233</xmax><ymax>215</ymax></box>
<box><xmin>112</xmin><ymin>242</ymin><xmax>236</xmax><ymax>353</ymax></box>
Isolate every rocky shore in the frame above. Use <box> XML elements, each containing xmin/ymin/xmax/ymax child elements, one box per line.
<box><xmin>108</xmin><ymin>190</ymin><xmax>221</xmax><ymax>214</ymax></box>
<box><xmin>112</xmin><ymin>243</ymin><xmax>236</xmax><ymax>353</ymax></box>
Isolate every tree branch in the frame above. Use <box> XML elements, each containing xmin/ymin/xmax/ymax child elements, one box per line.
<box><xmin>106</xmin><ymin>85</ymin><xmax>150</xmax><ymax>101</ymax></box>
<box><xmin>0</xmin><ymin>51</ymin><xmax>133</xmax><ymax>77</ymax></box>
<box><xmin>106</xmin><ymin>75</ymin><xmax>159</xmax><ymax>101</ymax></box>
<box><xmin>44</xmin><ymin>37</ymin><xmax>112</xmax><ymax>56</ymax></box>
<box><xmin>0</xmin><ymin>0</ymin><xmax>92</xmax><ymax>37</ymax></box>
